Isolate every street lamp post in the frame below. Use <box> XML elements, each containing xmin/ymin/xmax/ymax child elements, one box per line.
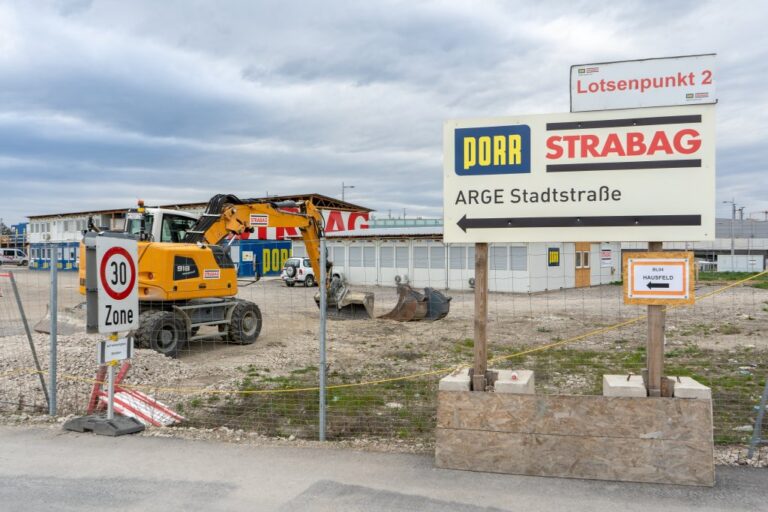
<box><xmin>341</xmin><ymin>182</ymin><xmax>355</xmax><ymax>201</ymax></box>
<box><xmin>723</xmin><ymin>199</ymin><xmax>736</xmax><ymax>264</ymax></box>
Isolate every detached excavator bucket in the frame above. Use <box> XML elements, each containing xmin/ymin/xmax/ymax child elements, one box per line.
<box><xmin>379</xmin><ymin>284</ymin><xmax>428</xmax><ymax>321</ymax></box>
<box><xmin>315</xmin><ymin>277</ymin><xmax>375</xmax><ymax>320</ymax></box>
<box><xmin>33</xmin><ymin>303</ymin><xmax>86</xmax><ymax>335</ymax></box>
<box><xmin>379</xmin><ymin>284</ymin><xmax>452</xmax><ymax>322</ymax></box>
<box><xmin>424</xmin><ymin>287</ymin><xmax>452</xmax><ymax>321</ymax></box>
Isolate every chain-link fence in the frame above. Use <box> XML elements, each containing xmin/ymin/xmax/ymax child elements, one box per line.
<box><xmin>1</xmin><ymin>246</ymin><xmax>767</xmax><ymax>455</ymax></box>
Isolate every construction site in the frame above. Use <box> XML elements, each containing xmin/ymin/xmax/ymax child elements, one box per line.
<box><xmin>1</xmin><ymin>246</ymin><xmax>767</xmax><ymax>457</ymax></box>
<box><xmin>3</xmin><ymin>3</ymin><xmax>768</xmax><ymax>509</ymax></box>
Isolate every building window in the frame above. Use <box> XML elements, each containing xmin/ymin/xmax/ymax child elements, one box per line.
<box><xmin>379</xmin><ymin>246</ymin><xmax>394</xmax><ymax>268</ymax></box>
<box><xmin>430</xmin><ymin>246</ymin><xmax>445</xmax><ymax>269</ymax></box>
<box><xmin>449</xmin><ymin>246</ymin><xmax>465</xmax><ymax>270</ymax></box>
<box><xmin>490</xmin><ymin>246</ymin><xmax>507</xmax><ymax>271</ymax></box>
<box><xmin>413</xmin><ymin>247</ymin><xmax>429</xmax><ymax>269</ymax></box>
<box><xmin>363</xmin><ymin>247</ymin><xmax>376</xmax><ymax>267</ymax></box>
<box><xmin>576</xmin><ymin>251</ymin><xmax>590</xmax><ymax>269</ymax></box>
<box><xmin>332</xmin><ymin>246</ymin><xmax>345</xmax><ymax>266</ymax></box>
<box><xmin>395</xmin><ymin>247</ymin><xmax>409</xmax><ymax>268</ymax></box>
<box><xmin>510</xmin><ymin>246</ymin><xmax>527</xmax><ymax>271</ymax></box>
<box><xmin>349</xmin><ymin>246</ymin><xmax>362</xmax><ymax>267</ymax></box>
<box><xmin>292</xmin><ymin>244</ymin><xmax>307</xmax><ymax>258</ymax></box>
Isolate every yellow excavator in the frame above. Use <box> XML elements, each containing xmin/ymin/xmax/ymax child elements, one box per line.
<box><xmin>79</xmin><ymin>194</ymin><xmax>374</xmax><ymax>357</ymax></box>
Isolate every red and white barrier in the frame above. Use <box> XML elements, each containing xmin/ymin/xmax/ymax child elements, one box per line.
<box><xmin>88</xmin><ymin>362</ymin><xmax>184</xmax><ymax>427</ymax></box>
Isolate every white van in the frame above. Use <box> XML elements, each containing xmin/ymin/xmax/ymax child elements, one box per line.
<box><xmin>0</xmin><ymin>248</ymin><xmax>28</xmax><ymax>266</ymax></box>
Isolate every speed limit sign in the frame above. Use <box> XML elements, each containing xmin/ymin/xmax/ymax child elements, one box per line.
<box><xmin>96</xmin><ymin>237</ymin><xmax>139</xmax><ymax>333</ymax></box>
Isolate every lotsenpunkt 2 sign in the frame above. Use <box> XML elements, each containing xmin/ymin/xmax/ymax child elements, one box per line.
<box><xmin>570</xmin><ymin>54</ymin><xmax>716</xmax><ymax>112</ymax></box>
<box><xmin>443</xmin><ymin>104</ymin><xmax>715</xmax><ymax>244</ymax></box>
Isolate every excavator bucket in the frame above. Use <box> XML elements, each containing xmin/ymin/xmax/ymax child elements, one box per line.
<box><xmin>379</xmin><ymin>284</ymin><xmax>452</xmax><ymax>322</ymax></box>
<box><xmin>379</xmin><ymin>284</ymin><xmax>428</xmax><ymax>321</ymax></box>
<box><xmin>424</xmin><ymin>287</ymin><xmax>452</xmax><ymax>321</ymax></box>
<box><xmin>33</xmin><ymin>303</ymin><xmax>87</xmax><ymax>335</ymax></box>
<box><xmin>315</xmin><ymin>277</ymin><xmax>375</xmax><ymax>320</ymax></box>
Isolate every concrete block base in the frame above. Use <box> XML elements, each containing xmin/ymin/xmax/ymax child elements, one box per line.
<box><xmin>439</xmin><ymin>368</ymin><xmax>534</xmax><ymax>394</ymax></box>
<box><xmin>494</xmin><ymin>370</ymin><xmax>534</xmax><ymax>394</ymax></box>
<box><xmin>603</xmin><ymin>374</ymin><xmax>647</xmax><ymax>397</ymax></box>
<box><xmin>671</xmin><ymin>376</ymin><xmax>712</xmax><ymax>399</ymax></box>
<box><xmin>436</xmin><ymin>387</ymin><xmax>714</xmax><ymax>486</ymax></box>
<box><xmin>438</xmin><ymin>368</ymin><xmax>471</xmax><ymax>392</ymax></box>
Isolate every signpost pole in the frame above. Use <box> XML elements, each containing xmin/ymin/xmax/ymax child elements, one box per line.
<box><xmin>49</xmin><ymin>244</ymin><xmax>58</xmax><ymax>416</ymax></box>
<box><xmin>107</xmin><ymin>360</ymin><xmax>115</xmax><ymax>421</ymax></box>
<box><xmin>318</xmin><ymin>237</ymin><xmax>327</xmax><ymax>441</ymax></box>
<box><xmin>106</xmin><ymin>332</ymin><xmax>119</xmax><ymax>420</ymax></box>
<box><xmin>647</xmin><ymin>241</ymin><xmax>665</xmax><ymax>397</ymax></box>
<box><xmin>9</xmin><ymin>271</ymin><xmax>49</xmax><ymax>408</ymax></box>
<box><xmin>473</xmin><ymin>243</ymin><xmax>488</xmax><ymax>392</ymax></box>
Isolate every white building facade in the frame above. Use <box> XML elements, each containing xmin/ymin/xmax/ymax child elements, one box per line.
<box><xmin>292</xmin><ymin>228</ymin><xmax>623</xmax><ymax>293</ymax></box>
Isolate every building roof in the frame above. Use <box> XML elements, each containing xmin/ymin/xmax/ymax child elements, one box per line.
<box><xmin>27</xmin><ymin>193</ymin><xmax>371</xmax><ymax>219</ymax></box>
<box><xmin>332</xmin><ymin>218</ymin><xmax>768</xmax><ymax>241</ymax></box>
<box><xmin>328</xmin><ymin>226</ymin><xmax>443</xmax><ymax>239</ymax></box>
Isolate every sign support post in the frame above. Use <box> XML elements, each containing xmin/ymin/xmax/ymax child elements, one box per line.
<box><xmin>624</xmin><ymin>245</ymin><xmax>695</xmax><ymax>397</ymax></box>
<box><xmin>106</xmin><ymin>333</ymin><xmax>118</xmax><ymax>421</ymax></box>
<box><xmin>49</xmin><ymin>244</ymin><xmax>58</xmax><ymax>416</ymax></box>
<box><xmin>647</xmin><ymin>240</ymin><xmax>665</xmax><ymax>397</ymax></box>
<box><xmin>473</xmin><ymin>243</ymin><xmax>488</xmax><ymax>391</ymax></box>
<box><xmin>319</xmin><ymin>237</ymin><xmax>327</xmax><ymax>441</ymax></box>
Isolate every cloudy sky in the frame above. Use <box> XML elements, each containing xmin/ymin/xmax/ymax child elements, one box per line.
<box><xmin>0</xmin><ymin>0</ymin><xmax>766</xmax><ymax>225</ymax></box>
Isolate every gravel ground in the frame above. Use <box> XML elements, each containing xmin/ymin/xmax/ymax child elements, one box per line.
<box><xmin>1</xmin><ymin>270</ymin><xmax>767</xmax><ymax>453</ymax></box>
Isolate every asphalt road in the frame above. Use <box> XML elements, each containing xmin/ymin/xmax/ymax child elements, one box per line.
<box><xmin>0</xmin><ymin>426</ymin><xmax>766</xmax><ymax>512</ymax></box>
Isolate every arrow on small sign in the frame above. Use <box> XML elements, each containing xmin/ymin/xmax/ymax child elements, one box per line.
<box><xmin>456</xmin><ymin>214</ymin><xmax>702</xmax><ymax>233</ymax></box>
<box><xmin>646</xmin><ymin>282</ymin><xmax>670</xmax><ymax>289</ymax></box>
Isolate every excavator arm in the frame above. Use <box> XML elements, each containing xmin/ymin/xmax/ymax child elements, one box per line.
<box><xmin>184</xmin><ymin>194</ymin><xmax>375</xmax><ymax>319</ymax></box>
<box><xmin>184</xmin><ymin>195</ymin><xmax>325</xmax><ymax>282</ymax></box>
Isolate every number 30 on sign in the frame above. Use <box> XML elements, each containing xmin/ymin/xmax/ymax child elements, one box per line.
<box><xmin>96</xmin><ymin>237</ymin><xmax>139</xmax><ymax>333</ymax></box>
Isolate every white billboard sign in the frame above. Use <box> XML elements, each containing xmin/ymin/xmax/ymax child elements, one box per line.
<box><xmin>571</xmin><ymin>54</ymin><xmax>716</xmax><ymax>112</ymax></box>
<box><xmin>96</xmin><ymin>237</ymin><xmax>139</xmax><ymax>333</ymax></box>
<box><xmin>443</xmin><ymin>105</ymin><xmax>715</xmax><ymax>244</ymax></box>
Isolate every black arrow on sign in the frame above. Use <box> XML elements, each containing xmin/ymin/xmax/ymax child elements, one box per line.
<box><xmin>456</xmin><ymin>214</ymin><xmax>702</xmax><ymax>233</ymax></box>
<box><xmin>646</xmin><ymin>282</ymin><xmax>670</xmax><ymax>289</ymax></box>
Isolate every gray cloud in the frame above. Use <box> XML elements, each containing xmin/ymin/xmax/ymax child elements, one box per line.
<box><xmin>0</xmin><ymin>0</ymin><xmax>766</xmax><ymax>225</ymax></box>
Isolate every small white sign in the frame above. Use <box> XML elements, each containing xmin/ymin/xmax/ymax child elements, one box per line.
<box><xmin>203</xmin><ymin>269</ymin><xmax>220</xmax><ymax>280</ymax></box>
<box><xmin>241</xmin><ymin>251</ymin><xmax>254</xmax><ymax>262</ymax></box>
<box><xmin>571</xmin><ymin>54</ymin><xmax>716</xmax><ymax>112</ymax></box>
<box><xmin>98</xmin><ymin>337</ymin><xmax>134</xmax><ymax>364</ymax></box>
<box><xmin>96</xmin><ymin>237</ymin><xmax>139</xmax><ymax>333</ymax></box>
<box><xmin>627</xmin><ymin>258</ymin><xmax>689</xmax><ymax>300</ymax></box>
<box><xmin>249</xmin><ymin>214</ymin><xmax>269</xmax><ymax>226</ymax></box>
<box><xmin>600</xmin><ymin>249</ymin><xmax>612</xmax><ymax>268</ymax></box>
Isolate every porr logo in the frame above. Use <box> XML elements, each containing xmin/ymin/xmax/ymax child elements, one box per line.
<box><xmin>454</xmin><ymin>125</ymin><xmax>531</xmax><ymax>176</ymax></box>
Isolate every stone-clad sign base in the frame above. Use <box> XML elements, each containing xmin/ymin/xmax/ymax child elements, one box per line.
<box><xmin>435</xmin><ymin>391</ymin><xmax>714</xmax><ymax>486</ymax></box>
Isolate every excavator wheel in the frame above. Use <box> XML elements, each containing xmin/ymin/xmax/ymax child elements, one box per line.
<box><xmin>135</xmin><ymin>310</ymin><xmax>188</xmax><ymax>358</ymax></box>
<box><xmin>228</xmin><ymin>301</ymin><xmax>262</xmax><ymax>345</ymax></box>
